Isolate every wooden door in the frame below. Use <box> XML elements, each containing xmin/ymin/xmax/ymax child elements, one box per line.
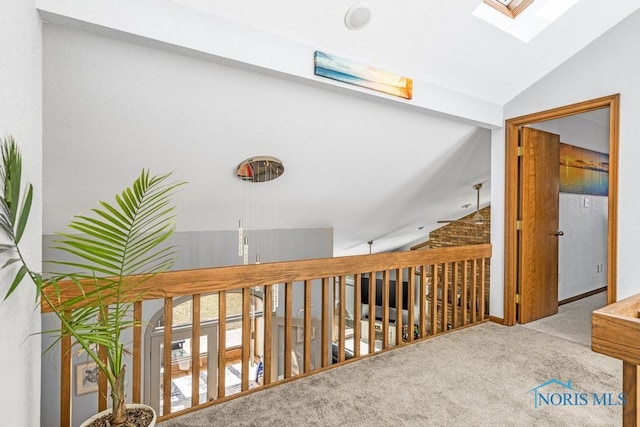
<box><xmin>518</xmin><ymin>127</ymin><xmax>561</xmax><ymax>324</ymax></box>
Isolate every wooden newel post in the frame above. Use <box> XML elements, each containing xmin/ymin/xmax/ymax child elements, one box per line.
<box><xmin>592</xmin><ymin>294</ymin><xmax>640</xmax><ymax>427</ymax></box>
<box><xmin>623</xmin><ymin>361</ymin><xmax>639</xmax><ymax>427</ymax></box>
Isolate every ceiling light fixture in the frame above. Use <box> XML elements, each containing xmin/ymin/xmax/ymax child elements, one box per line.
<box><xmin>236</xmin><ymin>156</ymin><xmax>284</xmax><ymax>266</ymax></box>
<box><xmin>237</xmin><ymin>156</ymin><xmax>284</xmax><ymax>183</ymax></box>
<box><xmin>345</xmin><ymin>3</ymin><xmax>372</xmax><ymax>30</ymax></box>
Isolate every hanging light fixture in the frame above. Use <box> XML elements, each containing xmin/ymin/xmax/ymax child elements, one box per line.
<box><xmin>236</xmin><ymin>155</ymin><xmax>284</xmax><ymax>264</ymax></box>
<box><xmin>238</xmin><ymin>219</ymin><xmax>244</xmax><ymax>256</ymax></box>
<box><xmin>237</xmin><ymin>156</ymin><xmax>284</xmax><ymax>183</ymax></box>
<box><xmin>243</xmin><ymin>236</ymin><xmax>249</xmax><ymax>265</ymax></box>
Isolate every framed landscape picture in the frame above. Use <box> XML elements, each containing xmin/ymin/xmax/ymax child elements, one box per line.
<box><xmin>559</xmin><ymin>143</ymin><xmax>609</xmax><ymax>196</ymax></box>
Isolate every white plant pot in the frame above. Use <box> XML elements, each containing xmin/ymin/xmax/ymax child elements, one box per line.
<box><xmin>79</xmin><ymin>403</ymin><xmax>156</xmax><ymax>427</ymax></box>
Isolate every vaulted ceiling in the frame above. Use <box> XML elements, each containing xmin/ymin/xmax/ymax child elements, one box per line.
<box><xmin>38</xmin><ymin>0</ymin><xmax>640</xmax><ymax>256</ymax></box>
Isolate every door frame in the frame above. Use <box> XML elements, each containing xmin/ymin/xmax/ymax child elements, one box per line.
<box><xmin>503</xmin><ymin>94</ymin><xmax>620</xmax><ymax>326</ymax></box>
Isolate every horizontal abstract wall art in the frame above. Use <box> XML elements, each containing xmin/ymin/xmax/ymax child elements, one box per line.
<box><xmin>559</xmin><ymin>143</ymin><xmax>609</xmax><ymax>196</ymax></box>
<box><xmin>314</xmin><ymin>51</ymin><xmax>413</xmax><ymax>99</ymax></box>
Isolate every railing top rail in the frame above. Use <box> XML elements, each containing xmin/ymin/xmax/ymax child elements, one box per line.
<box><xmin>41</xmin><ymin>244</ymin><xmax>491</xmax><ymax>313</ymax></box>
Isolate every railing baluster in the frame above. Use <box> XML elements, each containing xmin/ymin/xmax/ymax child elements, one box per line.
<box><xmin>471</xmin><ymin>260</ymin><xmax>478</xmax><ymax>324</ymax></box>
<box><xmin>242</xmin><ymin>288</ymin><xmax>251</xmax><ymax>391</ymax></box>
<box><xmin>430</xmin><ymin>264</ymin><xmax>438</xmax><ymax>335</ymax></box>
<box><xmin>191</xmin><ymin>294</ymin><xmax>201</xmax><ymax>407</ymax></box>
<box><xmin>382</xmin><ymin>271</ymin><xmax>390</xmax><ymax>348</ymax></box>
<box><xmin>61</xmin><ymin>312</ymin><xmax>72</xmax><ymax>427</ymax></box>
<box><xmin>419</xmin><ymin>266</ymin><xmax>427</xmax><ymax>338</ymax></box>
<box><xmin>408</xmin><ymin>267</ymin><xmax>415</xmax><ymax>342</ymax></box>
<box><xmin>133</xmin><ymin>301</ymin><xmax>142</xmax><ymax>403</ymax></box>
<box><xmin>353</xmin><ymin>274</ymin><xmax>361</xmax><ymax>357</ymax></box>
<box><xmin>263</xmin><ymin>285</ymin><xmax>272</xmax><ymax>385</ymax></box>
<box><xmin>368</xmin><ymin>271</ymin><xmax>376</xmax><ymax>354</ymax></box>
<box><xmin>442</xmin><ymin>263</ymin><xmax>449</xmax><ymax>331</ymax></box>
<box><xmin>396</xmin><ymin>268</ymin><xmax>403</xmax><ymax>346</ymax></box>
<box><xmin>462</xmin><ymin>260</ymin><xmax>468</xmax><ymax>326</ymax></box>
<box><xmin>162</xmin><ymin>297</ymin><xmax>173</xmax><ymax>416</ymax></box>
<box><xmin>321</xmin><ymin>278</ymin><xmax>330</xmax><ymax>367</ymax></box>
<box><xmin>452</xmin><ymin>262</ymin><xmax>459</xmax><ymax>329</ymax></box>
<box><xmin>98</xmin><ymin>307</ymin><xmax>108</xmax><ymax>412</ymax></box>
<box><xmin>304</xmin><ymin>280</ymin><xmax>312</xmax><ymax>372</ymax></box>
<box><xmin>480</xmin><ymin>258</ymin><xmax>486</xmax><ymax>321</ymax></box>
<box><xmin>338</xmin><ymin>276</ymin><xmax>346</xmax><ymax>362</ymax></box>
<box><xmin>284</xmin><ymin>282</ymin><xmax>293</xmax><ymax>378</ymax></box>
<box><xmin>217</xmin><ymin>291</ymin><xmax>226</xmax><ymax>399</ymax></box>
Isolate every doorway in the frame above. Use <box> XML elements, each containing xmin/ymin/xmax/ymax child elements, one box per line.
<box><xmin>503</xmin><ymin>94</ymin><xmax>620</xmax><ymax>326</ymax></box>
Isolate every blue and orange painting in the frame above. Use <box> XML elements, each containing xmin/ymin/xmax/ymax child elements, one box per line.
<box><xmin>559</xmin><ymin>143</ymin><xmax>608</xmax><ymax>196</ymax></box>
<box><xmin>314</xmin><ymin>51</ymin><xmax>413</xmax><ymax>99</ymax></box>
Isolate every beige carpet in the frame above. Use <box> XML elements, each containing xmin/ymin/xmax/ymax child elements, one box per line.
<box><xmin>159</xmin><ymin>322</ymin><xmax>623</xmax><ymax>427</ymax></box>
<box><xmin>521</xmin><ymin>291</ymin><xmax>607</xmax><ymax>347</ymax></box>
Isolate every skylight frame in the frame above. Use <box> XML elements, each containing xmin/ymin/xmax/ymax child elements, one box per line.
<box><xmin>483</xmin><ymin>0</ymin><xmax>535</xmax><ymax>19</ymax></box>
<box><xmin>473</xmin><ymin>0</ymin><xmax>581</xmax><ymax>43</ymax></box>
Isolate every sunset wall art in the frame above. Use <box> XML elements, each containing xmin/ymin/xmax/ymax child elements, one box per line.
<box><xmin>314</xmin><ymin>51</ymin><xmax>413</xmax><ymax>99</ymax></box>
<box><xmin>559</xmin><ymin>143</ymin><xmax>609</xmax><ymax>196</ymax></box>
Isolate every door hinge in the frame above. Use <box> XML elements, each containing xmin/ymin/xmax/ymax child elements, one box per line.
<box><xmin>516</xmin><ymin>220</ymin><xmax>523</xmax><ymax>230</ymax></box>
<box><xmin>517</xmin><ymin>146</ymin><xmax>524</xmax><ymax>156</ymax></box>
<box><xmin>515</xmin><ymin>294</ymin><xmax>521</xmax><ymax>304</ymax></box>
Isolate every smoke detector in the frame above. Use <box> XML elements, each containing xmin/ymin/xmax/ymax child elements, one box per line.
<box><xmin>345</xmin><ymin>3</ymin><xmax>372</xmax><ymax>30</ymax></box>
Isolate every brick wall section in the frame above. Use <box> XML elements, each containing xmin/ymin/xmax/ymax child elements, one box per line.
<box><xmin>412</xmin><ymin>206</ymin><xmax>491</xmax><ymax>331</ymax></box>
<box><xmin>427</xmin><ymin>206</ymin><xmax>491</xmax><ymax>248</ymax></box>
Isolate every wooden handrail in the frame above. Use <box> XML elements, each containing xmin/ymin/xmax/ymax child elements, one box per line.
<box><xmin>41</xmin><ymin>244</ymin><xmax>491</xmax><ymax>312</ymax></box>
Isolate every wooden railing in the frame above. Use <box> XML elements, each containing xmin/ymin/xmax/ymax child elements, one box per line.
<box><xmin>42</xmin><ymin>244</ymin><xmax>491</xmax><ymax>426</ymax></box>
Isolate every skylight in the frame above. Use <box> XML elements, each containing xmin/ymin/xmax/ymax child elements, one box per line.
<box><xmin>473</xmin><ymin>0</ymin><xmax>581</xmax><ymax>42</ymax></box>
<box><xmin>483</xmin><ymin>0</ymin><xmax>535</xmax><ymax>19</ymax></box>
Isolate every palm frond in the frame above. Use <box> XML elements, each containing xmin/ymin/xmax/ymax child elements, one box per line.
<box><xmin>51</xmin><ymin>170</ymin><xmax>185</xmax><ymax>282</ymax></box>
<box><xmin>0</xmin><ymin>136</ymin><xmax>35</xmax><ymax>300</ymax></box>
<box><xmin>46</xmin><ymin>169</ymin><xmax>185</xmax><ymax>393</ymax></box>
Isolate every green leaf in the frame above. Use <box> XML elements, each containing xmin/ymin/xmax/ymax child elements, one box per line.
<box><xmin>2</xmin><ymin>257</ymin><xmax>22</xmax><ymax>268</ymax></box>
<box><xmin>15</xmin><ymin>183</ymin><xmax>32</xmax><ymax>243</ymax></box>
<box><xmin>4</xmin><ymin>265</ymin><xmax>27</xmax><ymax>300</ymax></box>
<box><xmin>98</xmin><ymin>201</ymin><xmax>131</xmax><ymax>227</ymax></box>
<box><xmin>115</xmin><ymin>193</ymin><xmax>133</xmax><ymax>220</ymax></box>
<box><xmin>2</xmin><ymin>136</ymin><xmax>23</xmax><ymax>223</ymax></box>
<box><xmin>54</xmin><ymin>240</ymin><xmax>122</xmax><ymax>264</ymax></box>
<box><xmin>65</xmin><ymin>222</ymin><xmax>125</xmax><ymax>245</ymax></box>
<box><xmin>0</xmin><ymin>137</ymin><xmax>38</xmax><ymax>302</ymax></box>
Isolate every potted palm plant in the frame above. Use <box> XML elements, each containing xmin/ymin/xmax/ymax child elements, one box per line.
<box><xmin>0</xmin><ymin>136</ymin><xmax>186</xmax><ymax>426</ymax></box>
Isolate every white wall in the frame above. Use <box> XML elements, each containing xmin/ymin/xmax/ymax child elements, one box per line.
<box><xmin>41</xmin><ymin>23</ymin><xmax>491</xmax><ymax>256</ymax></box>
<box><xmin>43</xmin><ymin>228</ymin><xmax>334</xmax><ymax>271</ymax></box>
<box><xmin>557</xmin><ymin>193</ymin><xmax>608</xmax><ymax>300</ymax></box>
<box><xmin>0</xmin><ymin>1</ymin><xmax>42</xmax><ymax>426</ymax></box>
<box><xmin>531</xmin><ymin>115</ymin><xmax>609</xmax><ymax>300</ymax></box>
<box><xmin>491</xmin><ymin>8</ymin><xmax>640</xmax><ymax>317</ymax></box>
<box><xmin>168</xmin><ymin>228</ymin><xmax>333</xmax><ymax>269</ymax></box>
<box><xmin>531</xmin><ymin>113</ymin><xmax>610</xmax><ymax>153</ymax></box>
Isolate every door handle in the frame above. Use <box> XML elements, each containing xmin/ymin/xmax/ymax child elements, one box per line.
<box><xmin>554</xmin><ymin>230</ymin><xmax>564</xmax><ymax>236</ymax></box>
